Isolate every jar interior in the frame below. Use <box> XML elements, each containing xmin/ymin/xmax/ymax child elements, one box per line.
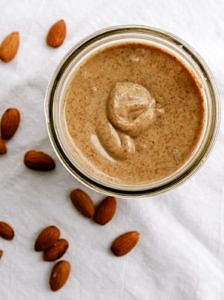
<box><xmin>47</xmin><ymin>27</ymin><xmax>217</xmax><ymax>195</ymax></box>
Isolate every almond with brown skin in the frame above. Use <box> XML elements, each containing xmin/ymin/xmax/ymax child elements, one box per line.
<box><xmin>0</xmin><ymin>32</ymin><xmax>19</xmax><ymax>62</ymax></box>
<box><xmin>94</xmin><ymin>196</ymin><xmax>116</xmax><ymax>225</ymax></box>
<box><xmin>50</xmin><ymin>260</ymin><xmax>71</xmax><ymax>291</ymax></box>
<box><xmin>111</xmin><ymin>231</ymin><xmax>140</xmax><ymax>257</ymax></box>
<box><xmin>43</xmin><ymin>239</ymin><xmax>69</xmax><ymax>261</ymax></box>
<box><xmin>1</xmin><ymin>108</ymin><xmax>20</xmax><ymax>140</ymax></box>
<box><xmin>0</xmin><ymin>137</ymin><xmax>7</xmax><ymax>154</ymax></box>
<box><xmin>47</xmin><ymin>19</ymin><xmax>66</xmax><ymax>48</ymax></box>
<box><xmin>0</xmin><ymin>249</ymin><xmax>3</xmax><ymax>259</ymax></box>
<box><xmin>0</xmin><ymin>221</ymin><xmax>14</xmax><ymax>240</ymax></box>
<box><xmin>34</xmin><ymin>225</ymin><xmax>60</xmax><ymax>251</ymax></box>
<box><xmin>70</xmin><ymin>189</ymin><xmax>95</xmax><ymax>218</ymax></box>
<box><xmin>24</xmin><ymin>150</ymin><xmax>55</xmax><ymax>171</ymax></box>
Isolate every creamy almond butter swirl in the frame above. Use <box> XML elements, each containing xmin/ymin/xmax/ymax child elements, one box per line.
<box><xmin>64</xmin><ymin>43</ymin><xmax>204</xmax><ymax>185</ymax></box>
<box><xmin>97</xmin><ymin>82</ymin><xmax>164</xmax><ymax>160</ymax></box>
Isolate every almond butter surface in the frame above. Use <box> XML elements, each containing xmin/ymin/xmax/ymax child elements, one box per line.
<box><xmin>64</xmin><ymin>43</ymin><xmax>204</xmax><ymax>185</ymax></box>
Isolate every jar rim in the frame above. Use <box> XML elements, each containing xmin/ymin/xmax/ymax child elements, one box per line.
<box><xmin>45</xmin><ymin>25</ymin><xmax>220</xmax><ymax>198</ymax></box>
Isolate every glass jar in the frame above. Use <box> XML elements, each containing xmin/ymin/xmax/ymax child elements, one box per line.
<box><xmin>45</xmin><ymin>25</ymin><xmax>219</xmax><ymax>198</ymax></box>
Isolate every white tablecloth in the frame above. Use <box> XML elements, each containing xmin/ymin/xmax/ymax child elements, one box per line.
<box><xmin>0</xmin><ymin>0</ymin><xmax>223</xmax><ymax>299</ymax></box>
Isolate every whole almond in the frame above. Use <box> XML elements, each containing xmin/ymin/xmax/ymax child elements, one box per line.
<box><xmin>70</xmin><ymin>189</ymin><xmax>95</xmax><ymax>218</ymax></box>
<box><xmin>93</xmin><ymin>196</ymin><xmax>116</xmax><ymax>225</ymax></box>
<box><xmin>50</xmin><ymin>260</ymin><xmax>71</xmax><ymax>291</ymax></box>
<box><xmin>0</xmin><ymin>221</ymin><xmax>14</xmax><ymax>240</ymax></box>
<box><xmin>1</xmin><ymin>108</ymin><xmax>20</xmax><ymax>140</ymax></box>
<box><xmin>35</xmin><ymin>225</ymin><xmax>60</xmax><ymax>251</ymax></box>
<box><xmin>0</xmin><ymin>138</ymin><xmax>7</xmax><ymax>154</ymax></box>
<box><xmin>111</xmin><ymin>231</ymin><xmax>140</xmax><ymax>257</ymax></box>
<box><xmin>0</xmin><ymin>32</ymin><xmax>19</xmax><ymax>62</ymax></box>
<box><xmin>24</xmin><ymin>150</ymin><xmax>55</xmax><ymax>171</ymax></box>
<box><xmin>44</xmin><ymin>239</ymin><xmax>69</xmax><ymax>261</ymax></box>
<box><xmin>47</xmin><ymin>19</ymin><xmax>66</xmax><ymax>48</ymax></box>
<box><xmin>0</xmin><ymin>249</ymin><xmax>3</xmax><ymax>258</ymax></box>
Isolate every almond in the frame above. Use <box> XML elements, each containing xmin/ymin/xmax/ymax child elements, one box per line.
<box><xmin>0</xmin><ymin>137</ymin><xmax>7</xmax><ymax>154</ymax></box>
<box><xmin>43</xmin><ymin>239</ymin><xmax>69</xmax><ymax>261</ymax></box>
<box><xmin>34</xmin><ymin>225</ymin><xmax>60</xmax><ymax>251</ymax></box>
<box><xmin>0</xmin><ymin>32</ymin><xmax>19</xmax><ymax>62</ymax></box>
<box><xmin>0</xmin><ymin>249</ymin><xmax>3</xmax><ymax>258</ymax></box>
<box><xmin>46</xmin><ymin>19</ymin><xmax>66</xmax><ymax>48</ymax></box>
<box><xmin>50</xmin><ymin>260</ymin><xmax>71</xmax><ymax>291</ymax></box>
<box><xmin>0</xmin><ymin>221</ymin><xmax>15</xmax><ymax>240</ymax></box>
<box><xmin>70</xmin><ymin>189</ymin><xmax>95</xmax><ymax>218</ymax></box>
<box><xmin>93</xmin><ymin>196</ymin><xmax>116</xmax><ymax>225</ymax></box>
<box><xmin>111</xmin><ymin>231</ymin><xmax>140</xmax><ymax>257</ymax></box>
<box><xmin>1</xmin><ymin>108</ymin><xmax>20</xmax><ymax>140</ymax></box>
<box><xmin>24</xmin><ymin>150</ymin><xmax>55</xmax><ymax>171</ymax></box>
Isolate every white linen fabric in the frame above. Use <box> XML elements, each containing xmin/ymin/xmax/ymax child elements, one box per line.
<box><xmin>0</xmin><ymin>0</ymin><xmax>223</xmax><ymax>299</ymax></box>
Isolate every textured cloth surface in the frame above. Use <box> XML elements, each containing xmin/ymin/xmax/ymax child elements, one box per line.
<box><xmin>0</xmin><ymin>0</ymin><xmax>223</xmax><ymax>299</ymax></box>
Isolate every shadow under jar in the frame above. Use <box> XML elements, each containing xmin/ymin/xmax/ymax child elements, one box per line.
<box><xmin>45</xmin><ymin>26</ymin><xmax>219</xmax><ymax>198</ymax></box>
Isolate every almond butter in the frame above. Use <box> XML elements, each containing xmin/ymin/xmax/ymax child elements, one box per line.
<box><xmin>1</xmin><ymin>108</ymin><xmax>20</xmax><ymax>140</ymax></box>
<box><xmin>70</xmin><ymin>189</ymin><xmax>95</xmax><ymax>218</ymax></box>
<box><xmin>43</xmin><ymin>239</ymin><xmax>69</xmax><ymax>261</ymax></box>
<box><xmin>93</xmin><ymin>196</ymin><xmax>116</xmax><ymax>225</ymax></box>
<box><xmin>0</xmin><ymin>137</ymin><xmax>7</xmax><ymax>154</ymax></box>
<box><xmin>111</xmin><ymin>231</ymin><xmax>140</xmax><ymax>257</ymax></box>
<box><xmin>24</xmin><ymin>150</ymin><xmax>55</xmax><ymax>171</ymax></box>
<box><xmin>34</xmin><ymin>225</ymin><xmax>60</xmax><ymax>251</ymax></box>
<box><xmin>50</xmin><ymin>260</ymin><xmax>71</xmax><ymax>291</ymax></box>
<box><xmin>0</xmin><ymin>221</ymin><xmax>15</xmax><ymax>240</ymax></box>
<box><xmin>46</xmin><ymin>19</ymin><xmax>66</xmax><ymax>48</ymax></box>
<box><xmin>0</xmin><ymin>32</ymin><xmax>19</xmax><ymax>62</ymax></box>
<box><xmin>0</xmin><ymin>249</ymin><xmax>3</xmax><ymax>258</ymax></box>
